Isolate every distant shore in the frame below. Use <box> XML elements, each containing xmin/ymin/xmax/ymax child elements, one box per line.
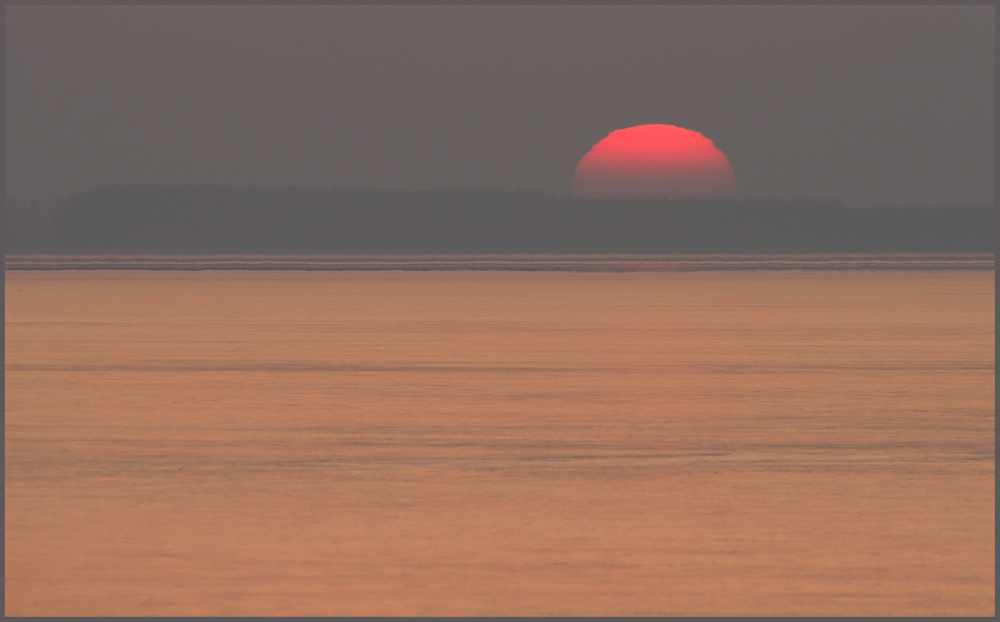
<box><xmin>5</xmin><ymin>254</ymin><xmax>995</xmax><ymax>271</ymax></box>
<box><xmin>5</xmin><ymin>185</ymin><xmax>994</xmax><ymax>255</ymax></box>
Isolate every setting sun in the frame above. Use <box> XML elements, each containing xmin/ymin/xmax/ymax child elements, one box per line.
<box><xmin>573</xmin><ymin>125</ymin><xmax>736</xmax><ymax>199</ymax></box>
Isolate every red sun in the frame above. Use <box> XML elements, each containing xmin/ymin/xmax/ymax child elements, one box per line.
<box><xmin>573</xmin><ymin>125</ymin><xmax>736</xmax><ymax>199</ymax></box>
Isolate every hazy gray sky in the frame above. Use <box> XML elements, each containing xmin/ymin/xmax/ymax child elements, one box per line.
<box><xmin>5</xmin><ymin>5</ymin><xmax>994</xmax><ymax>206</ymax></box>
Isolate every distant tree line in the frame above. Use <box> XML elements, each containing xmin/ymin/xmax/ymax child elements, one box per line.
<box><xmin>3</xmin><ymin>184</ymin><xmax>995</xmax><ymax>254</ymax></box>
<box><xmin>5</xmin><ymin>196</ymin><xmax>57</xmax><ymax>252</ymax></box>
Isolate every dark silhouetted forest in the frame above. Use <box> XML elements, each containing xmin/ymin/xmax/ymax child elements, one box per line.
<box><xmin>4</xmin><ymin>185</ymin><xmax>995</xmax><ymax>254</ymax></box>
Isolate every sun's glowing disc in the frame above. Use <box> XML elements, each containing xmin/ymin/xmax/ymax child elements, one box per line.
<box><xmin>573</xmin><ymin>125</ymin><xmax>736</xmax><ymax>199</ymax></box>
